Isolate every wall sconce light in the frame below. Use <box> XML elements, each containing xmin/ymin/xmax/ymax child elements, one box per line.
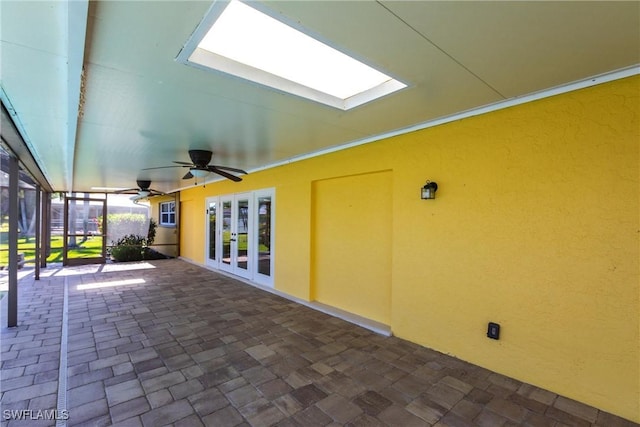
<box><xmin>421</xmin><ymin>181</ymin><xmax>438</xmax><ymax>199</ymax></box>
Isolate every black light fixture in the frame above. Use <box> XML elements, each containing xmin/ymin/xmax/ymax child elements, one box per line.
<box><xmin>421</xmin><ymin>181</ymin><xmax>438</xmax><ymax>199</ymax></box>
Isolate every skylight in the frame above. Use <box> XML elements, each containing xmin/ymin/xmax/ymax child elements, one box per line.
<box><xmin>177</xmin><ymin>0</ymin><xmax>407</xmax><ymax>110</ymax></box>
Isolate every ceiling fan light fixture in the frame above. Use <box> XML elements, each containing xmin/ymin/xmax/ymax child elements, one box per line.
<box><xmin>190</xmin><ymin>168</ymin><xmax>209</xmax><ymax>178</ymax></box>
<box><xmin>114</xmin><ymin>180</ymin><xmax>166</xmax><ymax>196</ymax></box>
<box><xmin>130</xmin><ymin>194</ymin><xmax>148</xmax><ymax>202</ymax></box>
<box><xmin>144</xmin><ymin>149</ymin><xmax>246</xmax><ymax>182</ymax></box>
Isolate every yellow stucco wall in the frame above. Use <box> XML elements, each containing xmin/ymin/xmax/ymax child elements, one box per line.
<box><xmin>311</xmin><ymin>170</ymin><xmax>393</xmax><ymax>324</ymax></box>
<box><xmin>149</xmin><ymin>195</ymin><xmax>179</xmax><ymax>257</ymax></box>
<box><xmin>179</xmin><ymin>76</ymin><xmax>639</xmax><ymax>421</ymax></box>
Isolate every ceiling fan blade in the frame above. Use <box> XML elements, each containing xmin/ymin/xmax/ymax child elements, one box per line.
<box><xmin>183</xmin><ymin>171</ymin><xmax>194</xmax><ymax>179</ymax></box>
<box><xmin>114</xmin><ymin>188</ymin><xmax>138</xmax><ymax>194</ymax></box>
<box><xmin>209</xmin><ymin>166</ymin><xmax>242</xmax><ymax>182</ymax></box>
<box><xmin>173</xmin><ymin>161</ymin><xmax>193</xmax><ymax>166</ymax></box>
<box><xmin>142</xmin><ymin>165</ymin><xmax>185</xmax><ymax>171</ymax></box>
<box><xmin>211</xmin><ymin>165</ymin><xmax>248</xmax><ymax>175</ymax></box>
<box><xmin>149</xmin><ymin>189</ymin><xmax>167</xmax><ymax>196</ymax></box>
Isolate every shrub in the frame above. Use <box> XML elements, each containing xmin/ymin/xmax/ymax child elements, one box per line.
<box><xmin>110</xmin><ymin>234</ymin><xmax>146</xmax><ymax>262</ymax></box>
<box><xmin>147</xmin><ymin>218</ymin><xmax>157</xmax><ymax>246</ymax></box>
<box><xmin>109</xmin><ymin>219</ymin><xmax>159</xmax><ymax>262</ymax></box>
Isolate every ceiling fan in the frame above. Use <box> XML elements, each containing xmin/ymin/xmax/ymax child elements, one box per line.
<box><xmin>144</xmin><ymin>149</ymin><xmax>247</xmax><ymax>182</ymax></box>
<box><xmin>115</xmin><ymin>180</ymin><xmax>166</xmax><ymax>201</ymax></box>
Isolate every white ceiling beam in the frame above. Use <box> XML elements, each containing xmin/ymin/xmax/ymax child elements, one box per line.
<box><xmin>66</xmin><ymin>0</ymin><xmax>89</xmax><ymax>192</ymax></box>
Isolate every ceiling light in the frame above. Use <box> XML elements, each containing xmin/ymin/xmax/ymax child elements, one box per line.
<box><xmin>190</xmin><ymin>169</ymin><xmax>209</xmax><ymax>178</ymax></box>
<box><xmin>177</xmin><ymin>0</ymin><xmax>407</xmax><ymax>110</ymax></box>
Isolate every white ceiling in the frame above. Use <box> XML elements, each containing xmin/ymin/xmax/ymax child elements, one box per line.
<box><xmin>1</xmin><ymin>1</ymin><xmax>639</xmax><ymax>193</ymax></box>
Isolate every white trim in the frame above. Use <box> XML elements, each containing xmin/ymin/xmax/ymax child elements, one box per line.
<box><xmin>159</xmin><ymin>200</ymin><xmax>176</xmax><ymax>226</ymax></box>
<box><xmin>217</xmin><ymin>195</ymin><xmax>234</xmax><ymax>275</ymax></box>
<box><xmin>168</xmin><ymin>66</ymin><xmax>639</xmax><ymax>194</ymax></box>
<box><xmin>249</xmin><ymin>66</ymin><xmax>640</xmax><ymax>174</ymax></box>
<box><xmin>204</xmin><ymin>196</ymin><xmax>218</xmax><ymax>269</ymax></box>
<box><xmin>232</xmin><ymin>192</ymin><xmax>253</xmax><ymax>280</ymax></box>
<box><xmin>66</xmin><ymin>0</ymin><xmax>89</xmax><ymax>192</ymax></box>
<box><xmin>204</xmin><ymin>189</ymin><xmax>275</xmax><ymax>285</ymax></box>
<box><xmin>252</xmin><ymin>188</ymin><xmax>275</xmax><ymax>288</ymax></box>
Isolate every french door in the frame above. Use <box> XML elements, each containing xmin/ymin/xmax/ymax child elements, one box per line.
<box><xmin>220</xmin><ymin>193</ymin><xmax>252</xmax><ymax>278</ymax></box>
<box><xmin>206</xmin><ymin>189</ymin><xmax>274</xmax><ymax>286</ymax></box>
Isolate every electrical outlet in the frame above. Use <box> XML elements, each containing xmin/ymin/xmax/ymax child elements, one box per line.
<box><xmin>487</xmin><ymin>322</ymin><xmax>500</xmax><ymax>340</ymax></box>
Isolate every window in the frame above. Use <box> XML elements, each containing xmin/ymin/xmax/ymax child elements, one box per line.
<box><xmin>177</xmin><ymin>0</ymin><xmax>406</xmax><ymax>110</ymax></box>
<box><xmin>160</xmin><ymin>201</ymin><xmax>175</xmax><ymax>226</ymax></box>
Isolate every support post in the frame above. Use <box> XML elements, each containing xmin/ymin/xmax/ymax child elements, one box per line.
<box><xmin>35</xmin><ymin>185</ymin><xmax>41</xmax><ymax>280</ymax></box>
<box><xmin>41</xmin><ymin>194</ymin><xmax>50</xmax><ymax>266</ymax></box>
<box><xmin>8</xmin><ymin>155</ymin><xmax>19</xmax><ymax>327</ymax></box>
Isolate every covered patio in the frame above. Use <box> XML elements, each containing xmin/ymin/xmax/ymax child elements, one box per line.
<box><xmin>0</xmin><ymin>259</ymin><xmax>634</xmax><ymax>426</ymax></box>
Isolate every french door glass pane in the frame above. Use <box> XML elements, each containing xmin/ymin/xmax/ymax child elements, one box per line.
<box><xmin>208</xmin><ymin>201</ymin><xmax>216</xmax><ymax>261</ymax></box>
<box><xmin>222</xmin><ymin>200</ymin><xmax>232</xmax><ymax>265</ymax></box>
<box><xmin>257</xmin><ymin>196</ymin><xmax>271</xmax><ymax>276</ymax></box>
<box><xmin>236</xmin><ymin>198</ymin><xmax>249</xmax><ymax>271</ymax></box>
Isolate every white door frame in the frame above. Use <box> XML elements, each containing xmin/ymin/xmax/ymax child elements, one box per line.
<box><xmin>204</xmin><ymin>188</ymin><xmax>274</xmax><ymax>286</ymax></box>
<box><xmin>205</xmin><ymin>196</ymin><xmax>218</xmax><ymax>269</ymax></box>
<box><xmin>218</xmin><ymin>194</ymin><xmax>234</xmax><ymax>275</ymax></box>
<box><xmin>253</xmin><ymin>189</ymin><xmax>275</xmax><ymax>287</ymax></box>
<box><xmin>230</xmin><ymin>192</ymin><xmax>252</xmax><ymax>280</ymax></box>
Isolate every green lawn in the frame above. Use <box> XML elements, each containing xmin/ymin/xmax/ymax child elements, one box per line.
<box><xmin>0</xmin><ymin>235</ymin><xmax>104</xmax><ymax>266</ymax></box>
<box><xmin>222</xmin><ymin>231</ymin><xmax>268</xmax><ymax>252</ymax></box>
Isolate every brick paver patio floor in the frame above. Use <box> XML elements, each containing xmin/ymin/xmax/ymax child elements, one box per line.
<box><xmin>1</xmin><ymin>259</ymin><xmax>637</xmax><ymax>426</ymax></box>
